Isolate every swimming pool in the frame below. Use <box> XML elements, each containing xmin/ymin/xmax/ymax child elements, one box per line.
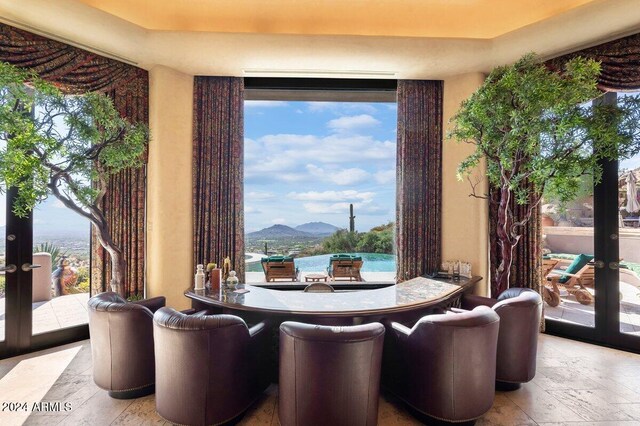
<box><xmin>246</xmin><ymin>253</ymin><xmax>396</xmax><ymax>272</ymax></box>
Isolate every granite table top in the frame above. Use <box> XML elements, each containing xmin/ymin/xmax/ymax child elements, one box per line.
<box><xmin>185</xmin><ymin>276</ymin><xmax>481</xmax><ymax>317</ymax></box>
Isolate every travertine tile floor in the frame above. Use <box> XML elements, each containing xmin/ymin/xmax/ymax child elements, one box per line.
<box><xmin>0</xmin><ymin>334</ymin><xmax>639</xmax><ymax>425</ymax></box>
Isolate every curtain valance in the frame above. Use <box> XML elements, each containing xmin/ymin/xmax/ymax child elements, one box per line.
<box><xmin>547</xmin><ymin>32</ymin><xmax>640</xmax><ymax>91</ymax></box>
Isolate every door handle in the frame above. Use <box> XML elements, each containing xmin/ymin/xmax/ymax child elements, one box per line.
<box><xmin>594</xmin><ymin>260</ymin><xmax>605</xmax><ymax>269</ymax></box>
<box><xmin>21</xmin><ymin>263</ymin><xmax>41</xmax><ymax>272</ymax></box>
<box><xmin>0</xmin><ymin>264</ymin><xmax>17</xmax><ymax>273</ymax></box>
<box><xmin>609</xmin><ymin>262</ymin><xmax>619</xmax><ymax>270</ymax></box>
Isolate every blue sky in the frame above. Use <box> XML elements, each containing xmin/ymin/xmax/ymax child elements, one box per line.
<box><xmin>1</xmin><ymin>100</ymin><xmax>398</xmax><ymax>237</ymax></box>
<box><xmin>0</xmin><ymin>133</ymin><xmax>90</xmax><ymax>237</ymax></box>
<box><xmin>244</xmin><ymin>101</ymin><xmax>397</xmax><ymax>233</ymax></box>
<box><xmin>3</xmin><ymin>96</ymin><xmax>636</xmax><ymax>236</ymax></box>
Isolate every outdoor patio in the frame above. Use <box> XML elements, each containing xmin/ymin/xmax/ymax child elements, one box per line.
<box><xmin>0</xmin><ymin>293</ymin><xmax>89</xmax><ymax>342</ymax></box>
<box><xmin>545</xmin><ymin>280</ymin><xmax>640</xmax><ymax>335</ymax></box>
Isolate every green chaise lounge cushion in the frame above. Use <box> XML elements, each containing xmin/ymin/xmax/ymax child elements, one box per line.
<box><xmin>329</xmin><ymin>254</ymin><xmax>363</xmax><ymax>262</ymax></box>
<box><xmin>261</xmin><ymin>256</ymin><xmax>294</xmax><ymax>263</ymax></box>
<box><xmin>558</xmin><ymin>254</ymin><xmax>594</xmax><ymax>283</ymax></box>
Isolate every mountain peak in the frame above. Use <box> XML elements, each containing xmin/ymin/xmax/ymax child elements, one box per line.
<box><xmin>247</xmin><ymin>224</ymin><xmax>313</xmax><ymax>239</ymax></box>
<box><xmin>295</xmin><ymin>222</ymin><xmax>340</xmax><ymax>235</ymax></box>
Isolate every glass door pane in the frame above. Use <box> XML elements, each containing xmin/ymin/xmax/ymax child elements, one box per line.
<box><xmin>618</xmin><ymin>92</ymin><xmax>640</xmax><ymax>337</ymax></box>
<box><xmin>542</xmin><ymin>174</ymin><xmax>596</xmax><ymax>328</ymax></box>
<box><xmin>31</xmin><ymin>198</ymin><xmax>91</xmax><ymax>336</ymax></box>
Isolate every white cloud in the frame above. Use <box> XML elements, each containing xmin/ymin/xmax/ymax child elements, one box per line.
<box><xmin>330</xmin><ymin>168</ymin><xmax>370</xmax><ymax>185</ymax></box>
<box><xmin>375</xmin><ymin>169</ymin><xmax>396</xmax><ymax>184</ymax></box>
<box><xmin>305</xmin><ymin>165</ymin><xmax>370</xmax><ymax>186</ymax></box>
<box><xmin>357</xmin><ymin>204</ymin><xmax>389</xmax><ymax>215</ymax></box>
<box><xmin>249</xmin><ymin>133</ymin><xmax>395</xmax><ymax>165</ymax></box>
<box><xmin>303</xmin><ymin>202</ymin><xmax>352</xmax><ymax>214</ymax></box>
<box><xmin>301</xmin><ymin>201</ymin><xmax>387</xmax><ymax>215</ymax></box>
<box><xmin>307</xmin><ymin>102</ymin><xmax>378</xmax><ymax>115</ymax></box>
<box><xmin>327</xmin><ymin>114</ymin><xmax>380</xmax><ymax>132</ymax></box>
<box><xmin>53</xmin><ymin>199</ymin><xmax>66</xmax><ymax>209</ymax></box>
<box><xmin>271</xmin><ymin>218</ymin><xmax>286</xmax><ymax>224</ymax></box>
<box><xmin>244</xmin><ymin>206</ymin><xmax>262</xmax><ymax>214</ymax></box>
<box><xmin>245</xmin><ymin>100</ymin><xmax>287</xmax><ymax>108</ymax></box>
<box><xmin>288</xmin><ymin>190</ymin><xmax>375</xmax><ymax>202</ymax></box>
<box><xmin>244</xmin><ymin>132</ymin><xmax>396</xmax><ymax>186</ymax></box>
<box><xmin>246</xmin><ymin>191</ymin><xmax>276</xmax><ymax>201</ymax></box>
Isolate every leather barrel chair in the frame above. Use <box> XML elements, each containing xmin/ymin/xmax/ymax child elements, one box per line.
<box><xmin>382</xmin><ymin>306</ymin><xmax>500</xmax><ymax>423</ymax></box>
<box><xmin>462</xmin><ymin>287</ymin><xmax>543</xmax><ymax>389</ymax></box>
<box><xmin>153</xmin><ymin>308</ymin><xmax>271</xmax><ymax>426</ymax></box>
<box><xmin>87</xmin><ymin>292</ymin><xmax>166</xmax><ymax>399</ymax></box>
<box><xmin>279</xmin><ymin>321</ymin><xmax>385</xmax><ymax>426</ymax></box>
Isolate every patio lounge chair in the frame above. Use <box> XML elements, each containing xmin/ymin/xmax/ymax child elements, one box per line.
<box><xmin>261</xmin><ymin>256</ymin><xmax>300</xmax><ymax>282</ymax></box>
<box><xmin>328</xmin><ymin>254</ymin><xmax>364</xmax><ymax>282</ymax></box>
<box><xmin>543</xmin><ymin>254</ymin><xmax>594</xmax><ymax>307</ymax></box>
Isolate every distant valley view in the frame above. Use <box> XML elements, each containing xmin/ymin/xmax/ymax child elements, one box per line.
<box><xmin>245</xmin><ymin>221</ymin><xmax>394</xmax><ymax>258</ymax></box>
<box><xmin>0</xmin><ymin>225</ymin><xmax>90</xmax><ymax>259</ymax></box>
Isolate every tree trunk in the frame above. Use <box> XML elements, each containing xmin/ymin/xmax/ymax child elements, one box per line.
<box><xmin>92</xmin><ymin>222</ymin><xmax>128</xmax><ymax>298</ymax></box>
<box><xmin>493</xmin><ymin>185</ymin><xmax>519</xmax><ymax>298</ymax></box>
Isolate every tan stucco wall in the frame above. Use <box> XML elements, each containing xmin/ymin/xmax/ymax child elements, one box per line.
<box><xmin>442</xmin><ymin>73</ymin><xmax>489</xmax><ymax>295</ymax></box>
<box><xmin>147</xmin><ymin>66</ymin><xmax>194</xmax><ymax>310</ymax></box>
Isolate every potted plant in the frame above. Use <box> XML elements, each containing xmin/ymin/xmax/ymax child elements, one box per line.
<box><xmin>0</xmin><ymin>62</ymin><xmax>149</xmax><ymax>297</ymax></box>
<box><xmin>449</xmin><ymin>53</ymin><xmax>640</xmax><ymax>297</ymax></box>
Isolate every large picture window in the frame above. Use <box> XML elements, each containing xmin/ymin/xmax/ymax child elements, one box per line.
<box><xmin>244</xmin><ymin>100</ymin><xmax>397</xmax><ymax>282</ymax></box>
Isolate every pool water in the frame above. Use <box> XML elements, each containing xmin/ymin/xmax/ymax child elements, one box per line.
<box><xmin>246</xmin><ymin>252</ymin><xmax>396</xmax><ymax>273</ymax></box>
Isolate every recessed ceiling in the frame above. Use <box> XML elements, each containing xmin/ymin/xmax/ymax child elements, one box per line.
<box><xmin>76</xmin><ymin>0</ymin><xmax>597</xmax><ymax>39</ymax></box>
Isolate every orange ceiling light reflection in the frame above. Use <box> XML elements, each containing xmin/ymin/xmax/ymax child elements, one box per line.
<box><xmin>76</xmin><ymin>0</ymin><xmax>597</xmax><ymax>39</ymax></box>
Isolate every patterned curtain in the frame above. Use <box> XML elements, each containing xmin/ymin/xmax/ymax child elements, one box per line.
<box><xmin>0</xmin><ymin>23</ymin><xmax>148</xmax><ymax>298</ymax></box>
<box><xmin>192</xmin><ymin>77</ymin><xmax>245</xmax><ymax>282</ymax></box>
<box><xmin>547</xmin><ymin>32</ymin><xmax>640</xmax><ymax>91</ymax></box>
<box><xmin>91</xmin><ymin>84</ymin><xmax>148</xmax><ymax>298</ymax></box>
<box><xmin>488</xmin><ymin>187</ymin><xmax>542</xmax><ymax>297</ymax></box>
<box><xmin>396</xmin><ymin>80</ymin><xmax>443</xmax><ymax>281</ymax></box>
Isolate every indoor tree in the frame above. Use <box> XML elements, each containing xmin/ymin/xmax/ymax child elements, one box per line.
<box><xmin>0</xmin><ymin>61</ymin><xmax>148</xmax><ymax>297</ymax></box>
<box><xmin>449</xmin><ymin>53</ymin><xmax>640</xmax><ymax>298</ymax></box>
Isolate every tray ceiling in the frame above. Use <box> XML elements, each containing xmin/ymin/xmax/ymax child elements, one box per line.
<box><xmin>76</xmin><ymin>0</ymin><xmax>597</xmax><ymax>39</ymax></box>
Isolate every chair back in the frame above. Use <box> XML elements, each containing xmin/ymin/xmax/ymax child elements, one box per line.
<box><xmin>328</xmin><ymin>254</ymin><xmax>363</xmax><ymax>281</ymax></box>
<box><xmin>494</xmin><ymin>287</ymin><xmax>542</xmax><ymax>383</ymax></box>
<box><xmin>87</xmin><ymin>292</ymin><xmax>158</xmax><ymax>393</ymax></box>
<box><xmin>542</xmin><ymin>257</ymin><xmax>559</xmax><ymax>276</ymax></box>
<box><xmin>385</xmin><ymin>306</ymin><xmax>499</xmax><ymax>422</ymax></box>
<box><xmin>576</xmin><ymin>262</ymin><xmax>595</xmax><ymax>287</ymax></box>
<box><xmin>153</xmin><ymin>308</ymin><xmax>256</xmax><ymax>426</ymax></box>
<box><xmin>279</xmin><ymin>321</ymin><xmax>385</xmax><ymax>426</ymax></box>
<box><xmin>304</xmin><ymin>282</ymin><xmax>335</xmax><ymax>292</ymax></box>
<box><xmin>261</xmin><ymin>256</ymin><xmax>297</xmax><ymax>281</ymax></box>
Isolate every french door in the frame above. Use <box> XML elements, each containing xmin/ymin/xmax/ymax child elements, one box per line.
<box><xmin>544</xmin><ymin>92</ymin><xmax>640</xmax><ymax>353</ymax></box>
<box><xmin>0</xmin><ymin>187</ymin><xmax>89</xmax><ymax>359</ymax></box>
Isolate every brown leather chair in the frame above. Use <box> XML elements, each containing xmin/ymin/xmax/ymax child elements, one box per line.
<box><xmin>279</xmin><ymin>321</ymin><xmax>385</xmax><ymax>426</ymax></box>
<box><xmin>382</xmin><ymin>306</ymin><xmax>500</xmax><ymax>423</ymax></box>
<box><xmin>87</xmin><ymin>292</ymin><xmax>166</xmax><ymax>399</ymax></box>
<box><xmin>461</xmin><ymin>287</ymin><xmax>543</xmax><ymax>389</ymax></box>
<box><xmin>153</xmin><ymin>308</ymin><xmax>271</xmax><ymax>426</ymax></box>
<box><xmin>304</xmin><ymin>282</ymin><xmax>335</xmax><ymax>292</ymax></box>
